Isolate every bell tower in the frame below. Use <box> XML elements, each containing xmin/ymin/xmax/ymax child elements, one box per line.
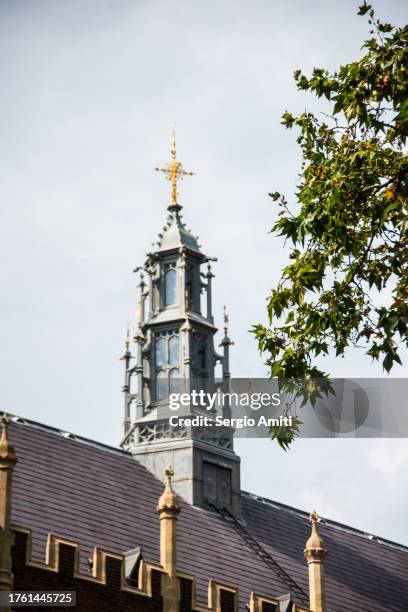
<box><xmin>120</xmin><ymin>127</ymin><xmax>240</xmax><ymax>518</ymax></box>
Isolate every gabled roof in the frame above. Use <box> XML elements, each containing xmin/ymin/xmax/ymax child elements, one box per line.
<box><xmin>9</xmin><ymin>416</ymin><xmax>408</xmax><ymax>612</ymax></box>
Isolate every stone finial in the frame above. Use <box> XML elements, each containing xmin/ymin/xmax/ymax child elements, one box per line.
<box><xmin>304</xmin><ymin>511</ymin><xmax>327</xmax><ymax>612</ymax></box>
<box><xmin>0</xmin><ymin>414</ymin><xmax>17</xmax><ymax>592</ymax></box>
<box><xmin>156</xmin><ymin>467</ymin><xmax>180</xmax><ymax>612</ymax></box>
<box><xmin>304</xmin><ymin>511</ymin><xmax>327</xmax><ymax>561</ymax></box>
<box><xmin>0</xmin><ymin>415</ymin><xmax>17</xmax><ymax>470</ymax></box>
<box><xmin>157</xmin><ymin>466</ymin><xmax>180</xmax><ymax>514</ymax></box>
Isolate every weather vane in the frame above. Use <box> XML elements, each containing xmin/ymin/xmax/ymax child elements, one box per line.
<box><xmin>155</xmin><ymin>123</ymin><xmax>194</xmax><ymax>206</ymax></box>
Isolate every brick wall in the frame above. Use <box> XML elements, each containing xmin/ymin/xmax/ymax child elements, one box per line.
<box><xmin>12</xmin><ymin>530</ymin><xmax>295</xmax><ymax>611</ymax></box>
<box><xmin>11</xmin><ymin>530</ymin><xmax>244</xmax><ymax>612</ymax></box>
<box><xmin>12</xmin><ymin>530</ymin><xmax>163</xmax><ymax>612</ymax></box>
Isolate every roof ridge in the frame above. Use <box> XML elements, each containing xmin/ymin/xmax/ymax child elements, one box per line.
<box><xmin>7</xmin><ymin>413</ymin><xmax>129</xmax><ymax>458</ymax></box>
<box><xmin>241</xmin><ymin>490</ymin><xmax>408</xmax><ymax>554</ymax></box>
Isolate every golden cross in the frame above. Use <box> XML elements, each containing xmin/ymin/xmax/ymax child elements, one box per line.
<box><xmin>155</xmin><ymin>123</ymin><xmax>194</xmax><ymax>205</ymax></box>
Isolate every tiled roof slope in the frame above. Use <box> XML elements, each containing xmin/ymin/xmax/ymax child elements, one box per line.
<box><xmin>9</xmin><ymin>416</ymin><xmax>408</xmax><ymax>612</ymax></box>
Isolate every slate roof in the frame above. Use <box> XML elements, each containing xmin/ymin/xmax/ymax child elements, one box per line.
<box><xmin>9</xmin><ymin>415</ymin><xmax>408</xmax><ymax>612</ymax></box>
<box><xmin>156</xmin><ymin>209</ymin><xmax>202</xmax><ymax>254</ymax></box>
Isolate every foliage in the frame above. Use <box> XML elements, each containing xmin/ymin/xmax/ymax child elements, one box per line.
<box><xmin>253</xmin><ymin>4</ymin><xmax>408</xmax><ymax>447</ymax></box>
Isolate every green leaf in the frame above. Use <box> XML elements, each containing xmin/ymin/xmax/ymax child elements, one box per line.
<box><xmin>252</xmin><ymin>6</ymin><xmax>408</xmax><ymax>447</ymax></box>
<box><xmin>358</xmin><ymin>4</ymin><xmax>372</xmax><ymax>16</ymax></box>
<box><xmin>383</xmin><ymin>352</ymin><xmax>394</xmax><ymax>373</ymax></box>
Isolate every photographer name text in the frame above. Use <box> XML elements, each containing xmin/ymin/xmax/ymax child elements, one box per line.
<box><xmin>168</xmin><ymin>414</ymin><xmax>293</xmax><ymax>429</ymax></box>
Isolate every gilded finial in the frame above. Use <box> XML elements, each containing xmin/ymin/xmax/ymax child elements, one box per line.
<box><xmin>125</xmin><ymin>322</ymin><xmax>130</xmax><ymax>351</ymax></box>
<box><xmin>155</xmin><ymin>123</ymin><xmax>194</xmax><ymax>207</ymax></box>
<box><xmin>171</xmin><ymin>122</ymin><xmax>176</xmax><ymax>161</ymax></box>
<box><xmin>219</xmin><ymin>305</ymin><xmax>233</xmax><ymax>348</ymax></box>
<box><xmin>223</xmin><ymin>305</ymin><xmax>229</xmax><ymax>335</ymax></box>
<box><xmin>121</xmin><ymin>323</ymin><xmax>132</xmax><ymax>360</ymax></box>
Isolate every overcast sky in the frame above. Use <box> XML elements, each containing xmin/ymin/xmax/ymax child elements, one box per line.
<box><xmin>1</xmin><ymin>0</ymin><xmax>407</xmax><ymax>545</ymax></box>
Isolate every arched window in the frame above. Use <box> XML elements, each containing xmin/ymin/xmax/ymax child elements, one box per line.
<box><xmin>165</xmin><ymin>267</ymin><xmax>176</xmax><ymax>306</ymax></box>
<box><xmin>169</xmin><ymin>368</ymin><xmax>180</xmax><ymax>395</ymax></box>
<box><xmin>155</xmin><ymin>337</ymin><xmax>166</xmax><ymax>367</ymax></box>
<box><xmin>154</xmin><ymin>332</ymin><xmax>180</xmax><ymax>401</ymax></box>
<box><xmin>169</xmin><ymin>336</ymin><xmax>179</xmax><ymax>365</ymax></box>
<box><xmin>156</xmin><ymin>370</ymin><xmax>167</xmax><ymax>402</ymax></box>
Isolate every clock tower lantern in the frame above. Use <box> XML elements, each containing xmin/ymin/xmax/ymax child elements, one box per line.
<box><xmin>120</xmin><ymin>127</ymin><xmax>240</xmax><ymax>518</ymax></box>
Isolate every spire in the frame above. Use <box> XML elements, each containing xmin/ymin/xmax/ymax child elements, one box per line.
<box><xmin>203</xmin><ymin>258</ymin><xmax>217</xmax><ymax>323</ymax></box>
<box><xmin>156</xmin><ymin>467</ymin><xmax>180</xmax><ymax>612</ymax></box>
<box><xmin>125</xmin><ymin>322</ymin><xmax>130</xmax><ymax>352</ymax></box>
<box><xmin>0</xmin><ymin>414</ymin><xmax>18</xmax><ymax>590</ymax></box>
<box><xmin>136</xmin><ymin>270</ymin><xmax>146</xmax><ymax>333</ymax></box>
<box><xmin>121</xmin><ymin>325</ymin><xmax>132</xmax><ymax>436</ymax></box>
<box><xmin>155</xmin><ymin>122</ymin><xmax>194</xmax><ymax>210</ymax></box>
<box><xmin>133</xmin><ymin>266</ymin><xmax>149</xmax><ymax>328</ymax></box>
<box><xmin>121</xmin><ymin>128</ymin><xmax>240</xmax><ymax>520</ymax></box>
<box><xmin>219</xmin><ymin>306</ymin><xmax>233</xmax><ymax>359</ymax></box>
<box><xmin>219</xmin><ymin>306</ymin><xmax>233</xmax><ymax>419</ymax></box>
<box><xmin>304</xmin><ymin>511</ymin><xmax>327</xmax><ymax>612</ymax></box>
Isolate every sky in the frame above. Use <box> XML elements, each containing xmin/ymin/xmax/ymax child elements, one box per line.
<box><xmin>1</xmin><ymin>0</ymin><xmax>407</xmax><ymax>545</ymax></box>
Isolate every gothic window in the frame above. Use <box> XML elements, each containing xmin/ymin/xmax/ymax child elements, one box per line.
<box><xmin>169</xmin><ymin>336</ymin><xmax>179</xmax><ymax>365</ymax></box>
<box><xmin>169</xmin><ymin>368</ymin><xmax>180</xmax><ymax>395</ymax></box>
<box><xmin>155</xmin><ymin>338</ymin><xmax>166</xmax><ymax>367</ymax></box>
<box><xmin>154</xmin><ymin>331</ymin><xmax>180</xmax><ymax>401</ymax></box>
<box><xmin>164</xmin><ymin>264</ymin><xmax>177</xmax><ymax>306</ymax></box>
<box><xmin>156</xmin><ymin>370</ymin><xmax>167</xmax><ymax>402</ymax></box>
